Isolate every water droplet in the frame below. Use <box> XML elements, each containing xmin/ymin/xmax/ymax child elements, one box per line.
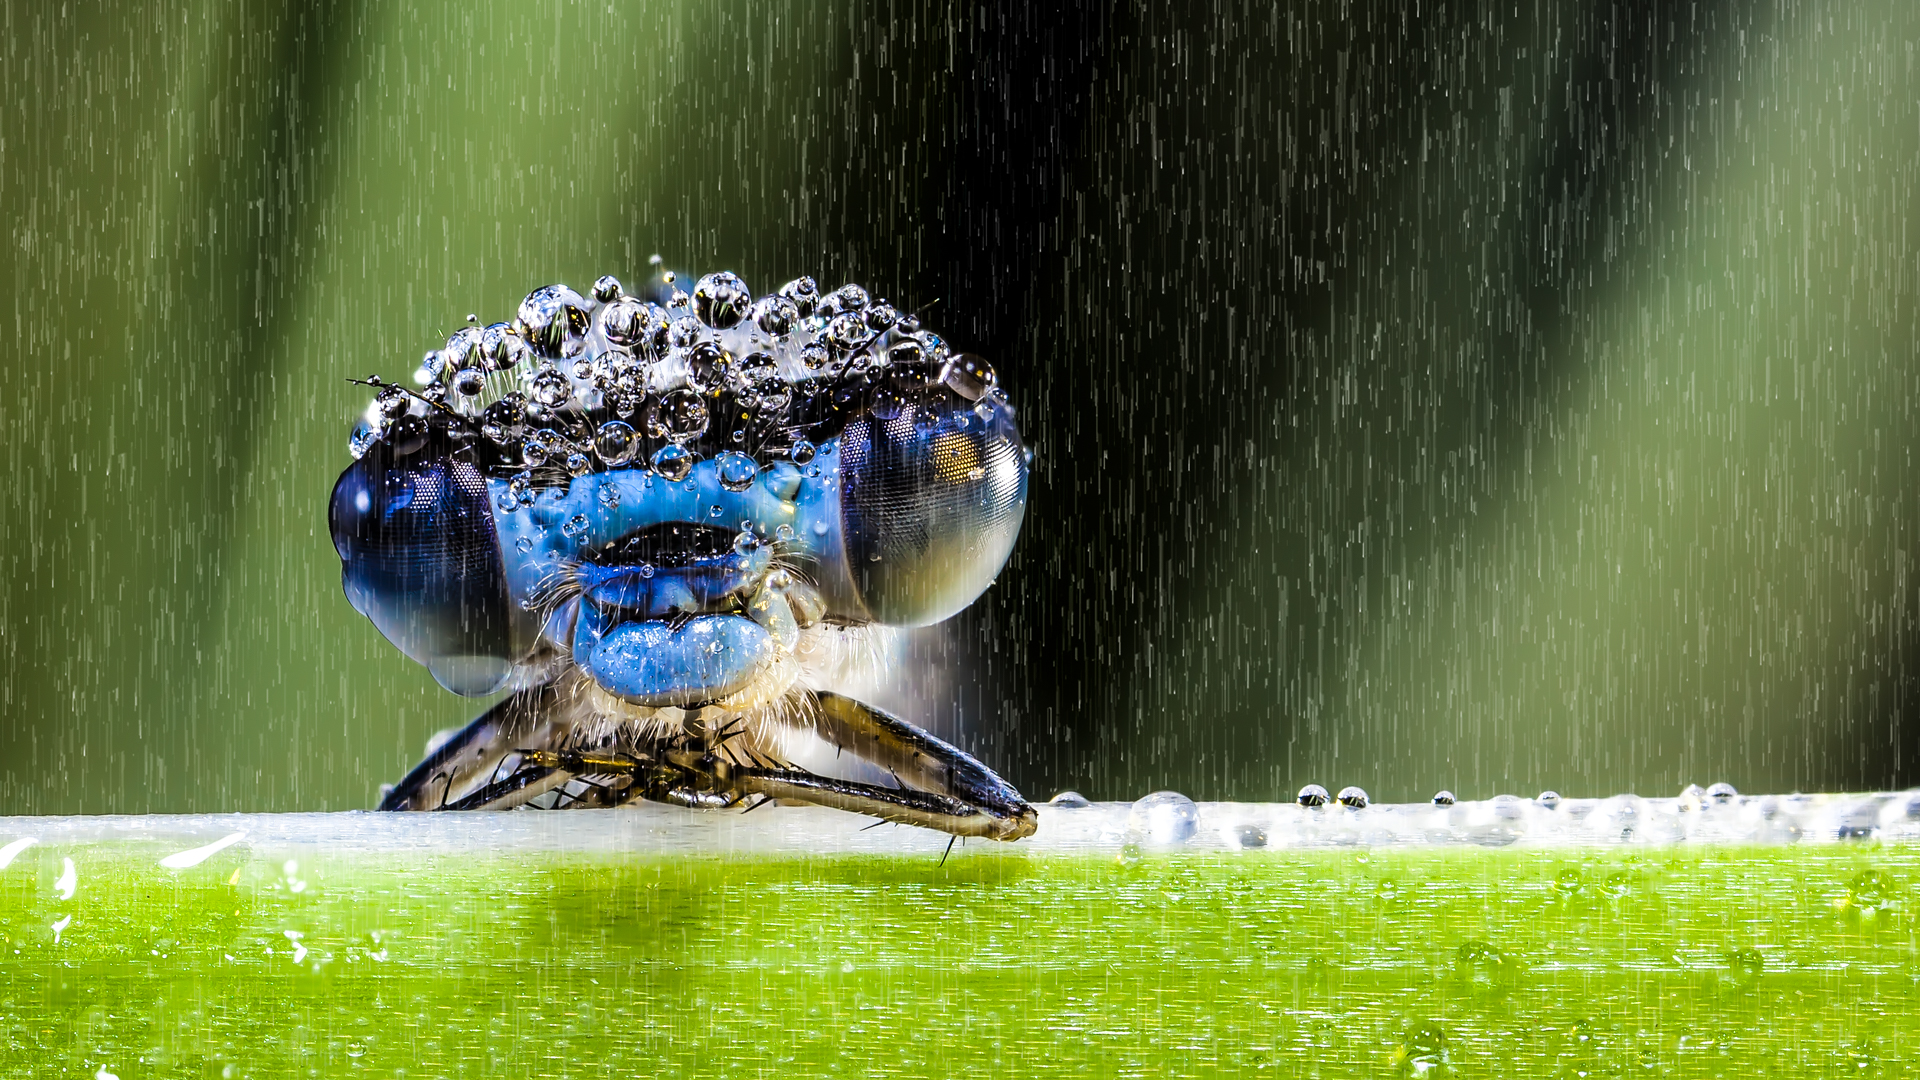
<box><xmin>597</xmin><ymin>486</ymin><xmax>620</xmax><ymax>509</ymax></box>
<box><xmin>515</xmin><ymin>536</ymin><xmax>533</xmax><ymax>553</ymax></box>
<box><xmin>825</xmin><ymin>312</ymin><xmax>873</xmax><ymax>354</ymax></box>
<box><xmin>451</xmin><ymin>368</ymin><xmax>486</xmax><ymax>397</ymax></box>
<box><xmin>517</xmin><ymin>284</ymin><xmax>591</xmax><ymax>359</ymax></box>
<box><xmin>789</xmin><ymin>439</ymin><xmax>817</xmax><ymax>465</ymax></box>
<box><xmin>591</xmin><ymin>275</ymin><xmax>623</xmax><ymax>303</ymax></box>
<box><xmin>799</xmin><ymin>342</ymin><xmax>830</xmax><ymax>370</ymax></box>
<box><xmin>693</xmin><ymin>272</ymin><xmax>751</xmax><ymax>330</ymax></box>
<box><xmin>1454</xmin><ymin>940</ymin><xmax>1512</xmax><ymax>984</ymax></box>
<box><xmin>1537</xmin><ymin>790</ymin><xmax>1562</xmax><ymax>808</ymax></box>
<box><xmin>1127</xmin><ymin>791</ymin><xmax>1199</xmax><ymax>846</ymax></box>
<box><xmin>561</xmin><ymin>515</ymin><xmax>588</xmax><ymax>538</ymax></box>
<box><xmin>347</xmin><ymin>422</ymin><xmax>377</xmax><ymax>459</ymax></box>
<box><xmin>943</xmin><ymin>354</ymin><xmax>997</xmax><ymax>401</ymax></box>
<box><xmin>599</xmin><ymin>295</ymin><xmax>650</xmax><ymax>349</ymax></box>
<box><xmin>646</xmin><ymin>389</ymin><xmax>710</xmax><ymax>443</ymax></box>
<box><xmin>778</xmin><ymin>276</ymin><xmax>820</xmax><ymax>317</ymax></box>
<box><xmin>1297</xmin><ymin>784</ymin><xmax>1330</xmax><ymax>808</ymax></box>
<box><xmin>864</xmin><ymin>301</ymin><xmax>899</xmax><ymax>331</ymax></box>
<box><xmin>1117</xmin><ymin>843</ymin><xmax>1143</xmax><ymax>868</ymax></box>
<box><xmin>716</xmin><ymin>451</ymin><xmax>758</xmax><ymax>492</ymax></box>
<box><xmin>638</xmin><ymin>563</ymin><xmax>655</xmax><ymax>579</ymax></box>
<box><xmin>566</xmin><ymin>451</ymin><xmax>592</xmax><ymax>477</ymax></box>
<box><xmin>1392</xmin><ymin>1022</ymin><xmax>1449</xmax><ymax>1077</ymax></box>
<box><xmin>479</xmin><ymin>322</ymin><xmax>531</xmax><ymax>373</ymax></box>
<box><xmin>1233</xmin><ymin>824</ymin><xmax>1268</xmax><ymax>849</ymax></box>
<box><xmin>685</xmin><ymin>341</ymin><xmax>729</xmax><ymax>389</ymax></box>
<box><xmin>733</xmin><ymin>530</ymin><xmax>760</xmax><ymax>555</ymax></box>
<box><xmin>774</xmin><ymin>523</ymin><xmax>796</xmax><ymax>541</ymax></box>
<box><xmin>766</xmin><ymin>568</ymin><xmax>793</xmax><ymax>591</ymax></box>
<box><xmin>750</xmin><ymin>294</ymin><xmax>800</xmax><ymax>336</ymax></box>
<box><xmin>1725</xmin><ymin>947</ymin><xmax>1765</xmax><ymax>987</ymax></box>
<box><xmin>1432</xmin><ymin>790</ymin><xmax>1457</xmax><ymax>806</ymax></box>
<box><xmin>529</xmin><ymin>367</ymin><xmax>572</xmax><ymax>408</ymax></box>
<box><xmin>1706</xmin><ymin>782</ymin><xmax>1738</xmax><ymax>803</ymax></box>
<box><xmin>649</xmin><ymin>444</ymin><xmax>694</xmax><ymax>482</ymax></box>
<box><xmin>825</xmin><ymin>283</ymin><xmax>869</xmax><ymax>313</ymax></box>
<box><xmin>1048</xmin><ymin>790</ymin><xmax>1090</xmax><ymax>808</ymax></box>
<box><xmin>443</xmin><ymin>326</ymin><xmax>485</xmax><ymax>371</ymax></box>
<box><xmin>593</xmin><ymin>421</ymin><xmax>639</xmax><ymax>466</ymax></box>
<box><xmin>520</xmin><ymin>437</ymin><xmax>551</xmax><ymax>468</ymax></box>
<box><xmin>1336</xmin><ymin>785</ymin><xmax>1369</xmax><ymax>809</ymax></box>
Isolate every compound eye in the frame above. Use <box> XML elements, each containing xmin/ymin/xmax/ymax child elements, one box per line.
<box><xmin>328</xmin><ymin>432</ymin><xmax>528</xmax><ymax>695</ymax></box>
<box><xmin>836</xmin><ymin>396</ymin><xmax>1029</xmax><ymax>626</ymax></box>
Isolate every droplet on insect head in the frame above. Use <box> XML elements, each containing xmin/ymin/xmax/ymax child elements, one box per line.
<box><xmin>599</xmin><ymin>295</ymin><xmax>650</xmax><ymax>349</ymax></box>
<box><xmin>692</xmin><ymin>272</ymin><xmax>751</xmax><ymax>330</ymax></box>
<box><xmin>944</xmin><ymin>354</ymin><xmax>997</xmax><ymax>401</ymax></box>
<box><xmin>825</xmin><ymin>312</ymin><xmax>872</xmax><ymax>354</ymax></box>
<box><xmin>561</xmin><ymin>514</ymin><xmax>589</xmax><ymax>538</ymax></box>
<box><xmin>750</xmin><ymin>294</ymin><xmax>800</xmax><ymax>336</ymax></box>
<box><xmin>799</xmin><ymin>342</ymin><xmax>829</xmax><ymax>370</ymax></box>
<box><xmin>529</xmin><ymin>366</ymin><xmax>573</xmax><ymax>408</ymax></box>
<box><xmin>685</xmin><ymin>341</ymin><xmax>729</xmax><ymax>389</ymax></box>
<box><xmin>521</xmin><ymin>437</ymin><xmax>551</xmax><ymax>468</ymax></box>
<box><xmin>788</xmin><ymin>439</ymin><xmax>817</xmax><ymax>465</ymax></box>
<box><xmin>443</xmin><ymin>326</ymin><xmax>485</xmax><ymax>371</ymax></box>
<box><xmin>733</xmin><ymin>530</ymin><xmax>760</xmax><ymax>556</ymax></box>
<box><xmin>825</xmin><ymin>283</ymin><xmax>869</xmax><ymax>313</ymax></box>
<box><xmin>646</xmin><ymin>389</ymin><xmax>709</xmax><ymax>444</ymax></box>
<box><xmin>778</xmin><ymin>276</ymin><xmax>820</xmax><ymax>317</ymax></box>
<box><xmin>1297</xmin><ymin>784</ymin><xmax>1330</xmax><ymax>808</ymax></box>
<box><xmin>1336</xmin><ymin>786</ymin><xmax>1369</xmax><ymax>809</ymax></box>
<box><xmin>591</xmin><ymin>275</ymin><xmax>623</xmax><ymax>304</ymax></box>
<box><xmin>593</xmin><ymin>421</ymin><xmax>639</xmax><ymax>466</ymax></box>
<box><xmin>716</xmin><ymin>451</ymin><xmax>758</xmax><ymax>492</ymax></box>
<box><xmin>374</xmin><ymin>384</ymin><xmax>411</xmax><ymax>420</ymax></box>
<box><xmin>649</xmin><ymin>443</ymin><xmax>694</xmax><ymax>482</ymax></box>
<box><xmin>734</xmin><ymin>351</ymin><xmax>777</xmax><ymax>385</ymax></box>
<box><xmin>1432</xmin><ymin>790</ymin><xmax>1457</xmax><ymax>806</ymax></box>
<box><xmin>972</xmin><ymin>386</ymin><xmax>1008</xmax><ymax>420</ymax></box>
<box><xmin>451</xmin><ymin>368</ymin><xmax>486</xmax><ymax>397</ymax></box>
<box><xmin>1127</xmin><ymin>791</ymin><xmax>1199</xmax><ymax>846</ymax></box>
<box><xmin>517</xmin><ymin>284</ymin><xmax>592</xmax><ymax>359</ymax></box>
<box><xmin>566</xmin><ymin>451</ymin><xmax>592</xmax><ymax>477</ymax></box>
<box><xmin>480</xmin><ymin>322</ymin><xmax>531</xmax><ymax>372</ymax></box>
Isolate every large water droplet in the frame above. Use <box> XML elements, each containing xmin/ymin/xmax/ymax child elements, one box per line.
<box><xmin>751</xmin><ymin>294</ymin><xmax>800</xmax><ymax>336</ymax></box>
<box><xmin>517</xmin><ymin>285</ymin><xmax>591</xmax><ymax>359</ymax></box>
<box><xmin>943</xmin><ymin>354</ymin><xmax>997</xmax><ymax>401</ymax></box>
<box><xmin>480</xmin><ymin>322</ymin><xmax>531</xmax><ymax>372</ymax></box>
<box><xmin>591</xmin><ymin>275</ymin><xmax>623</xmax><ymax>304</ymax></box>
<box><xmin>594</xmin><ymin>421</ymin><xmax>639</xmax><ymax>466</ymax></box>
<box><xmin>646</xmin><ymin>389</ymin><xmax>709</xmax><ymax>443</ymax></box>
<box><xmin>1127</xmin><ymin>791</ymin><xmax>1199</xmax><ymax>846</ymax></box>
<box><xmin>650</xmin><ymin>443</ymin><xmax>694</xmax><ymax>482</ymax></box>
<box><xmin>693</xmin><ymin>272</ymin><xmax>751</xmax><ymax>330</ymax></box>
<box><xmin>716</xmin><ymin>451</ymin><xmax>758</xmax><ymax>492</ymax></box>
<box><xmin>1297</xmin><ymin>784</ymin><xmax>1330</xmax><ymax>808</ymax></box>
<box><xmin>529</xmin><ymin>367</ymin><xmax>572</xmax><ymax>408</ymax></box>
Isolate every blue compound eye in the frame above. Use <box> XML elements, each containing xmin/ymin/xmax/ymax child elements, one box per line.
<box><xmin>833</xmin><ymin>395</ymin><xmax>1029</xmax><ymax>627</ymax></box>
<box><xmin>329</xmin><ymin>431</ymin><xmax>532</xmax><ymax>695</ymax></box>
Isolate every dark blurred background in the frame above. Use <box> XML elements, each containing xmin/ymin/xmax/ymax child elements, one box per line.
<box><xmin>5</xmin><ymin>0</ymin><xmax>1920</xmax><ymax>813</ymax></box>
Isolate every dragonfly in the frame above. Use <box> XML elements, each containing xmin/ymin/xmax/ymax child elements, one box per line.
<box><xmin>327</xmin><ymin>269</ymin><xmax>1036</xmax><ymax>840</ymax></box>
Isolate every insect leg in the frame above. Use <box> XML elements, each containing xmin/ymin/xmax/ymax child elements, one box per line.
<box><xmin>727</xmin><ymin>766</ymin><xmax>1032</xmax><ymax>840</ymax></box>
<box><xmin>378</xmin><ymin>685</ymin><xmax>566</xmax><ymax>811</ymax></box>
<box><xmin>800</xmin><ymin>692</ymin><xmax>1036</xmax><ymax>840</ymax></box>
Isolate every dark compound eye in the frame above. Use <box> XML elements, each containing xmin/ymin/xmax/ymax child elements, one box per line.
<box><xmin>828</xmin><ymin>395</ymin><xmax>1029</xmax><ymax>627</ymax></box>
<box><xmin>329</xmin><ymin>431</ymin><xmax>535</xmax><ymax>695</ymax></box>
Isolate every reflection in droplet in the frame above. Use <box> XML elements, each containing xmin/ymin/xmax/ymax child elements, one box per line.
<box><xmin>650</xmin><ymin>444</ymin><xmax>694</xmax><ymax>482</ymax></box>
<box><xmin>716</xmin><ymin>451</ymin><xmax>758</xmax><ymax>492</ymax></box>
<box><xmin>1297</xmin><ymin>784</ymin><xmax>1330</xmax><ymax>808</ymax></box>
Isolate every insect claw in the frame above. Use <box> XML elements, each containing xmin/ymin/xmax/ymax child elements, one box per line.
<box><xmin>859</xmin><ymin>819</ymin><xmax>891</xmax><ymax>832</ymax></box>
<box><xmin>939</xmin><ymin>835</ymin><xmax>957</xmax><ymax>866</ymax></box>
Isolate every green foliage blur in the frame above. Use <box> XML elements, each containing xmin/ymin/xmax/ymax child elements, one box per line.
<box><xmin>6</xmin><ymin>0</ymin><xmax>1920</xmax><ymax>811</ymax></box>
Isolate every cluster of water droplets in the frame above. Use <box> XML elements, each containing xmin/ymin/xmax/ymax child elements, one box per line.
<box><xmin>1044</xmin><ymin>782</ymin><xmax>1920</xmax><ymax>853</ymax></box>
<box><xmin>347</xmin><ymin>260</ymin><xmax>1005</xmax><ymax>505</ymax></box>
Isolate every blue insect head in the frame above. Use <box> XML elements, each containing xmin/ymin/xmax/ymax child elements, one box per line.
<box><xmin>328</xmin><ymin>270</ymin><xmax>1028</xmax><ymax>708</ymax></box>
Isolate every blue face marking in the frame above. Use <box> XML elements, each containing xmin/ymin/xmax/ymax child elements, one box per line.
<box><xmin>487</xmin><ymin>443</ymin><xmax>848</xmax><ymax>706</ymax></box>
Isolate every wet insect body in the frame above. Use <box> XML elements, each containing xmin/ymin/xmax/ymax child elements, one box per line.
<box><xmin>328</xmin><ymin>272</ymin><xmax>1037</xmax><ymax>839</ymax></box>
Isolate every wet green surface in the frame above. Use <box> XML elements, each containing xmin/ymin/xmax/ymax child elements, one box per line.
<box><xmin>1</xmin><ymin>841</ymin><xmax>1917</xmax><ymax>1077</ymax></box>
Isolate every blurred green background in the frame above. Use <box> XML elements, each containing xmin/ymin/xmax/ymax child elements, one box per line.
<box><xmin>4</xmin><ymin>0</ymin><xmax>1920</xmax><ymax>812</ymax></box>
